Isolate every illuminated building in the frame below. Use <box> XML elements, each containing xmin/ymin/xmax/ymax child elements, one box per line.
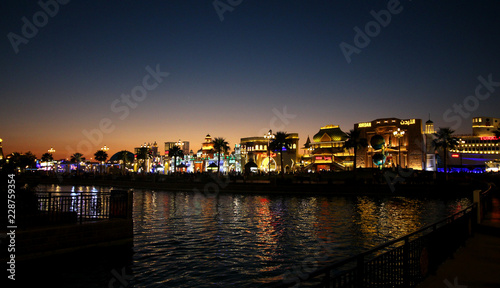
<box><xmin>165</xmin><ymin>140</ymin><xmax>190</xmax><ymax>156</ymax></box>
<box><xmin>190</xmin><ymin>134</ymin><xmax>239</xmax><ymax>173</ymax></box>
<box><xmin>424</xmin><ymin>118</ymin><xmax>437</xmax><ymax>171</ymax></box>
<box><xmin>449</xmin><ymin>117</ymin><xmax>500</xmax><ymax>169</ymax></box>
<box><xmin>306</xmin><ymin>125</ymin><xmax>352</xmax><ymax>172</ymax></box>
<box><xmin>240</xmin><ymin>133</ymin><xmax>299</xmax><ymax>173</ymax></box>
<box><xmin>0</xmin><ymin>138</ymin><xmax>4</xmax><ymax>161</ymax></box>
<box><xmin>355</xmin><ymin>118</ymin><xmax>425</xmax><ymax>170</ymax></box>
<box><xmin>134</xmin><ymin>142</ymin><xmax>164</xmax><ymax>173</ymax></box>
<box><xmin>472</xmin><ymin>116</ymin><xmax>500</xmax><ymax>136</ymax></box>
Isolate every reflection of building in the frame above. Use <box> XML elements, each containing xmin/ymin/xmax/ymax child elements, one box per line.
<box><xmin>240</xmin><ymin>133</ymin><xmax>299</xmax><ymax>173</ymax></box>
<box><xmin>306</xmin><ymin>125</ymin><xmax>352</xmax><ymax>172</ymax></box>
<box><xmin>449</xmin><ymin>117</ymin><xmax>500</xmax><ymax>169</ymax></box>
<box><xmin>355</xmin><ymin>118</ymin><xmax>425</xmax><ymax>170</ymax></box>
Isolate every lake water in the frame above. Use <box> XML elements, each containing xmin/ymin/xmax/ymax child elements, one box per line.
<box><xmin>32</xmin><ymin>185</ymin><xmax>471</xmax><ymax>287</ymax></box>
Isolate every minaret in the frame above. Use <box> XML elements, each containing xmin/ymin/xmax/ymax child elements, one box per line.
<box><xmin>425</xmin><ymin>114</ymin><xmax>435</xmax><ymax>135</ymax></box>
<box><xmin>424</xmin><ymin>115</ymin><xmax>436</xmax><ymax>171</ymax></box>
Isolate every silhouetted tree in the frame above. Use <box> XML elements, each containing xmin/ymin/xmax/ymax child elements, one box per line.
<box><xmin>344</xmin><ymin>129</ymin><xmax>368</xmax><ymax>175</ymax></box>
<box><xmin>41</xmin><ymin>152</ymin><xmax>53</xmax><ymax>172</ymax></box>
<box><xmin>7</xmin><ymin>151</ymin><xmax>37</xmax><ymax>173</ymax></box>
<box><xmin>212</xmin><ymin>137</ymin><xmax>230</xmax><ymax>175</ymax></box>
<box><xmin>136</xmin><ymin>147</ymin><xmax>150</xmax><ymax>173</ymax></box>
<box><xmin>117</xmin><ymin>150</ymin><xmax>132</xmax><ymax>174</ymax></box>
<box><xmin>433</xmin><ymin>128</ymin><xmax>458</xmax><ymax>180</ymax></box>
<box><xmin>94</xmin><ymin>150</ymin><xmax>108</xmax><ymax>174</ymax></box>
<box><xmin>270</xmin><ymin>131</ymin><xmax>293</xmax><ymax>177</ymax></box>
<box><xmin>168</xmin><ymin>145</ymin><xmax>184</xmax><ymax>173</ymax></box>
<box><xmin>70</xmin><ymin>152</ymin><xmax>84</xmax><ymax>174</ymax></box>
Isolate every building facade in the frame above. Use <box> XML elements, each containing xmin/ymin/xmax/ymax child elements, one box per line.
<box><xmin>302</xmin><ymin>125</ymin><xmax>352</xmax><ymax>172</ymax></box>
<box><xmin>448</xmin><ymin>117</ymin><xmax>500</xmax><ymax>169</ymax></box>
<box><xmin>355</xmin><ymin>118</ymin><xmax>425</xmax><ymax>170</ymax></box>
<box><xmin>240</xmin><ymin>133</ymin><xmax>299</xmax><ymax>173</ymax></box>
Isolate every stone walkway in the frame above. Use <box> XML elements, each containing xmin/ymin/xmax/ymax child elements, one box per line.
<box><xmin>417</xmin><ymin>189</ymin><xmax>500</xmax><ymax>288</ymax></box>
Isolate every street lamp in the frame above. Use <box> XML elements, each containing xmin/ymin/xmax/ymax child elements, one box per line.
<box><xmin>264</xmin><ymin>130</ymin><xmax>275</xmax><ymax>173</ymax></box>
<box><xmin>393</xmin><ymin>128</ymin><xmax>405</xmax><ymax>167</ymax></box>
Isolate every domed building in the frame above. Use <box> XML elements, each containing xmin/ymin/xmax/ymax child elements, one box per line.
<box><xmin>307</xmin><ymin>125</ymin><xmax>353</xmax><ymax>172</ymax></box>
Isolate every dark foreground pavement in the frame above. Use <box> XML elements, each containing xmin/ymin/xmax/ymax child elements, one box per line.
<box><xmin>417</xmin><ymin>189</ymin><xmax>500</xmax><ymax>288</ymax></box>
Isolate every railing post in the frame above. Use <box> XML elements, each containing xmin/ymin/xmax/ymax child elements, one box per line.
<box><xmin>356</xmin><ymin>255</ymin><xmax>364</xmax><ymax>288</ymax></box>
<box><xmin>403</xmin><ymin>237</ymin><xmax>410</xmax><ymax>287</ymax></box>
<box><xmin>473</xmin><ymin>189</ymin><xmax>481</xmax><ymax>224</ymax></box>
<box><xmin>48</xmin><ymin>192</ymin><xmax>52</xmax><ymax>221</ymax></box>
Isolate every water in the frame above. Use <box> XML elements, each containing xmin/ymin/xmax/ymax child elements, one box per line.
<box><xmin>32</xmin><ymin>185</ymin><xmax>471</xmax><ymax>287</ymax></box>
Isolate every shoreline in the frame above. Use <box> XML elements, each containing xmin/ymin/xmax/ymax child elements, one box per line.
<box><xmin>22</xmin><ymin>175</ymin><xmax>484</xmax><ymax>198</ymax></box>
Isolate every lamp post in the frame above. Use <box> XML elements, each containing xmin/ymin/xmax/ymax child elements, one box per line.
<box><xmin>264</xmin><ymin>130</ymin><xmax>275</xmax><ymax>174</ymax></box>
<box><xmin>393</xmin><ymin>128</ymin><xmax>405</xmax><ymax>167</ymax></box>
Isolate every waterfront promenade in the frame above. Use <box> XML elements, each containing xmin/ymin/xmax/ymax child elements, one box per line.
<box><xmin>417</xmin><ymin>189</ymin><xmax>500</xmax><ymax>288</ymax></box>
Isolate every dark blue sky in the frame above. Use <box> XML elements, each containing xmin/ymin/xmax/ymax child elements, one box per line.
<box><xmin>1</xmin><ymin>0</ymin><xmax>500</xmax><ymax>158</ymax></box>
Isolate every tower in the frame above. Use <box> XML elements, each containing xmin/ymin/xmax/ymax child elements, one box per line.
<box><xmin>424</xmin><ymin>116</ymin><xmax>436</xmax><ymax>171</ymax></box>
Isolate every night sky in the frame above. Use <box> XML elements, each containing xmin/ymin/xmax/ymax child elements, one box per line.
<box><xmin>1</xmin><ymin>0</ymin><xmax>500</xmax><ymax>159</ymax></box>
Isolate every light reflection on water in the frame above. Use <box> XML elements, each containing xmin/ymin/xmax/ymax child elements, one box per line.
<box><xmin>131</xmin><ymin>190</ymin><xmax>471</xmax><ymax>288</ymax></box>
<box><xmin>38</xmin><ymin>185</ymin><xmax>471</xmax><ymax>287</ymax></box>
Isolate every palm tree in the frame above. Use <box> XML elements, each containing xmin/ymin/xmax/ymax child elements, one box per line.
<box><xmin>343</xmin><ymin>129</ymin><xmax>368</xmax><ymax>174</ymax></box>
<box><xmin>117</xmin><ymin>150</ymin><xmax>132</xmax><ymax>174</ymax></box>
<box><xmin>212</xmin><ymin>137</ymin><xmax>230</xmax><ymax>175</ymax></box>
<box><xmin>41</xmin><ymin>152</ymin><xmax>53</xmax><ymax>172</ymax></box>
<box><xmin>168</xmin><ymin>145</ymin><xmax>184</xmax><ymax>173</ymax></box>
<box><xmin>94</xmin><ymin>150</ymin><xmax>108</xmax><ymax>174</ymax></box>
<box><xmin>270</xmin><ymin>131</ymin><xmax>293</xmax><ymax>177</ymax></box>
<box><xmin>432</xmin><ymin>128</ymin><xmax>459</xmax><ymax>180</ymax></box>
<box><xmin>70</xmin><ymin>152</ymin><xmax>84</xmax><ymax>174</ymax></box>
<box><xmin>136</xmin><ymin>147</ymin><xmax>150</xmax><ymax>173</ymax></box>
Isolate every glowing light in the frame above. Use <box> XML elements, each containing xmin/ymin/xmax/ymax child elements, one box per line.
<box><xmin>358</xmin><ymin>122</ymin><xmax>371</xmax><ymax>128</ymax></box>
<box><xmin>400</xmin><ymin>119</ymin><xmax>416</xmax><ymax>125</ymax></box>
<box><xmin>451</xmin><ymin>153</ymin><xmax>460</xmax><ymax>158</ymax></box>
<box><xmin>480</xmin><ymin>136</ymin><xmax>498</xmax><ymax>140</ymax></box>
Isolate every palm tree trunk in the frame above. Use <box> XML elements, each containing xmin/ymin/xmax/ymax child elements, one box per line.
<box><xmin>217</xmin><ymin>151</ymin><xmax>221</xmax><ymax>175</ymax></box>
<box><xmin>280</xmin><ymin>152</ymin><xmax>284</xmax><ymax>178</ymax></box>
<box><xmin>174</xmin><ymin>156</ymin><xmax>177</xmax><ymax>173</ymax></box>
<box><xmin>444</xmin><ymin>148</ymin><xmax>448</xmax><ymax>181</ymax></box>
<box><xmin>353</xmin><ymin>146</ymin><xmax>358</xmax><ymax>180</ymax></box>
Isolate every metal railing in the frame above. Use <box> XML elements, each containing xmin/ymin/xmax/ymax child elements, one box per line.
<box><xmin>272</xmin><ymin>203</ymin><xmax>478</xmax><ymax>288</ymax></box>
<box><xmin>18</xmin><ymin>190</ymin><xmax>130</xmax><ymax>227</ymax></box>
